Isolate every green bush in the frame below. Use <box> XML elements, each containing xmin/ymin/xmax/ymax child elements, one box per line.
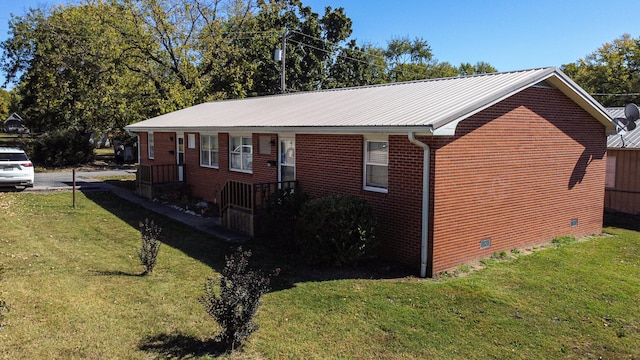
<box><xmin>295</xmin><ymin>194</ymin><xmax>379</xmax><ymax>266</ymax></box>
<box><xmin>138</xmin><ymin>218</ymin><xmax>161</xmax><ymax>275</ymax></box>
<box><xmin>199</xmin><ymin>247</ymin><xmax>279</xmax><ymax>352</ymax></box>
<box><xmin>260</xmin><ymin>188</ymin><xmax>309</xmax><ymax>250</ymax></box>
<box><xmin>32</xmin><ymin>129</ymin><xmax>94</xmax><ymax>167</ymax></box>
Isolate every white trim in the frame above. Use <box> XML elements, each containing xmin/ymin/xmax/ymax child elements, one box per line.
<box><xmin>199</xmin><ymin>134</ymin><xmax>219</xmax><ymax>169</ymax></box>
<box><xmin>278</xmin><ymin>136</ymin><xmax>295</xmax><ymax>183</ymax></box>
<box><xmin>127</xmin><ymin>126</ymin><xmax>435</xmax><ymax>136</ymax></box>
<box><xmin>408</xmin><ymin>132</ymin><xmax>432</xmax><ymax>278</ymax></box>
<box><xmin>363</xmin><ymin>136</ymin><xmax>389</xmax><ymax>193</ymax></box>
<box><xmin>229</xmin><ymin>134</ymin><xmax>253</xmax><ymax>173</ymax></box>
<box><xmin>176</xmin><ymin>132</ymin><xmax>184</xmax><ymax>165</ymax></box>
<box><xmin>147</xmin><ymin>132</ymin><xmax>154</xmax><ymax>159</ymax></box>
<box><xmin>136</xmin><ymin>134</ymin><xmax>140</xmax><ymax>163</ymax></box>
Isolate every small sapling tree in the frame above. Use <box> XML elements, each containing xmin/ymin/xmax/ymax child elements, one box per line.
<box><xmin>138</xmin><ymin>218</ymin><xmax>161</xmax><ymax>275</ymax></box>
<box><xmin>199</xmin><ymin>247</ymin><xmax>279</xmax><ymax>352</ymax></box>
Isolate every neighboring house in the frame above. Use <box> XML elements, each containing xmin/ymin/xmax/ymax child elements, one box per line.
<box><xmin>605</xmin><ymin>107</ymin><xmax>640</xmax><ymax>214</ymax></box>
<box><xmin>125</xmin><ymin>67</ymin><xmax>615</xmax><ymax>277</ymax></box>
<box><xmin>3</xmin><ymin>113</ymin><xmax>28</xmax><ymax>133</ymax></box>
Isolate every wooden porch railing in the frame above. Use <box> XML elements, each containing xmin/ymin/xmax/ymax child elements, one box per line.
<box><xmin>220</xmin><ymin>180</ymin><xmax>298</xmax><ymax>215</ymax></box>
<box><xmin>137</xmin><ymin>164</ymin><xmax>184</xmax><ymax>185</ymax></box>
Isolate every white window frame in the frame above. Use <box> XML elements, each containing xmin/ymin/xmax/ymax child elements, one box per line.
<box><xmin>363</xmin><ymin>136</ymin><xmax>388</xmax><ymax>193</ymax></box>
<box><xmin>200</xmin><ymin>133</ymin><xmax>219</xmax><ymax>168</ymax></box>
<box><xmin>148</xmin><ymin>132</ymin><xmax>154</xmax><ymax>159</ymax></box>
<box><xmin>229</xmin><ymin>134</ymin><xmax>253</xmax><ymax>173</ymax></box>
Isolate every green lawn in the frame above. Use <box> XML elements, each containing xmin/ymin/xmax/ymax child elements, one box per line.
<box><xmin>0</xmin><ymin>191</ymin><xmax>639</xmax><ymax>359</ymax></box>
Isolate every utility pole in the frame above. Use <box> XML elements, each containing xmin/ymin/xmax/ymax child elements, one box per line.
<box><xmin>280</xmin><ymin>28</ymin><xmax>287</xmax><ymax>93</ymax></box>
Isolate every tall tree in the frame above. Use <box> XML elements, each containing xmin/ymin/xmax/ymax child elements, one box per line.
<box><xmin>326</xmin><ymin>40</ymin><xmax>388</xmax><ymax>88</ymax></box>
<box><xmin>0</xmin><ymin>88</ymin><xmax>10</xmax><ymax>121</ymax></box>
<box><xmin>561</xmin><ymin>34</ymin><xmax>640</xmax><ymax>107</ymax></box>
<box><xmin>383</xmin><ymin>36</ymin><xmax>472</xmax><ymax>81</ymax></box>
<box><xmin>241</xmin><ymin>1</ymin><xmax>355</xmax><ymax>95</ymax></box>
<box><xmin>96</xmin><ymin>0</ymin><xmax>259</xmax><ymax>110</ymax></box>
<box><xmin>1</xmin><ymin>3</ymin><xmax>155</xmax><ymax>132</ymax></box>
<box><xmin>458</xmin><ymin>61</ymin><xmax>498</xmax><ymax>76</ymax></box>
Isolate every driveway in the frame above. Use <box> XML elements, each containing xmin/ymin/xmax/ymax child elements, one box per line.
<box><xmin>29</xmin><ymin>169</ymin><xmax>136</xmax><ymax>191</ymax></box>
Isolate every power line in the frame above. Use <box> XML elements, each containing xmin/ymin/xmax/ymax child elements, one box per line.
<box><xmin>592</xmin><ymin>93</ymin><xmax>640</xmax><ymax>96</ymax></box>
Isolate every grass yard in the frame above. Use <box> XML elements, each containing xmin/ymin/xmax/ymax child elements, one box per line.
<box><xmin>0</xmin><ymin>191</ymin><xmax>639</xmax><ymax>359</ymax></box>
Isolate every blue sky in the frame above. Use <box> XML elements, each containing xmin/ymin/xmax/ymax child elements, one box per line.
<box><xmin>1</xmin><ymin>0</ymin><xmax>640</xmax><ymax>86</ymax></box>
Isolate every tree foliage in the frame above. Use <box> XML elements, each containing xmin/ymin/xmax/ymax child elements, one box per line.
<box><xmin>0</xmin><ymin>88</ymin><xmax>10</xmax><ymax>121</ymax></box>
<box><xmin>561</xmin><ymin>34</ymin><xmax>640</xmax><ymax>107</ymax></box>
<box><xmin>2</xmin><ymin>4</ymin><xmax>155</xmax><ymax>133</ymax></box>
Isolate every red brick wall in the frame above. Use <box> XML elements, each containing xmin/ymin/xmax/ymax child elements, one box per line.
<box><xmin>138</xmin><ymin>132</ymin><xmax>278</xmax><ymax>202</ymax></box>
<box><xmin>295</xmin><ymin>134</ymin><xmax>424</xmax><ymax>266</ymax></box>
<box><xmin>138</xmin><ymin>132</ymin><xmax>176</xmax><ymax>165</ymax></box>
<box><xmin>430</xmin><ymin>87</ymin><xmax>607</xmax><ymax>274</ymax></box>
<box><xmin>184</xmin><ymin>133</ymin><xmax>279</xmax><ymax>202</ymax></box>
<box><xmin>136</xmin><ymin>86</ymin><xmax>607</xmax><ymax>277</ymax></box>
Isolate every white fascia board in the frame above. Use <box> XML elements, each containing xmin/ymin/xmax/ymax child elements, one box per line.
<box><xmin>125</xmin><ymin>125</ymin><xmax>436</xmax><ymax>136</ymax></box>
<box><xmin>429</xmin><ymin>68</ymin><xmax>559</xmax><ymax>133</ymax></box>
<box><xmin>544</xmin><ymin>72</ymin><xmax>616</xmax><ymax>135</ymax></box>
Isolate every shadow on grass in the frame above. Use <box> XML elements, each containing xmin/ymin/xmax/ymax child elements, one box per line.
<box><xmin>81</xmin><ymin>190</ymin><xmax>416</xmax><ymax>289</ymax></box>
<box><xmin>88</xmin><ymin>270</ymin><xmax>144</xmax><ymax>277</ymax></box>
<box><xmin>138</xmin><ymin>332</ymin><xmax>227</xmax><ymax>358</ymax></box>
<box><xmin>82</xmin><ymin>191</ymin><xmax>230</xmax><ymax>274</ymax></box>
<box><xmin>604</xmin><ymin>211</ymin><xmax>640</xmax><ymax>232</ymax></box>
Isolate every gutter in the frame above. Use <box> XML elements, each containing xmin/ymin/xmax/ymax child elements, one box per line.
<box><xmin>408</xmin><ymin>131</ymin><xmax>432</xmax><ymax>278</ymax></box>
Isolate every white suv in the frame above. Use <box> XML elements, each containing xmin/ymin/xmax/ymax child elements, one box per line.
<box><xmin>0</xmin><ymin>147</ymin><xmax>34</xmax><ymax>189</ymax></box>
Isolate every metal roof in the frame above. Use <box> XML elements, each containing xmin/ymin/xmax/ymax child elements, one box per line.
<box><xmin>126</xmin><ymin>67</ymin><xmax>615</xmax><ymax>135</ymax></box>
<box><xmin>607</xmin><ymin>107</ymin><xmax>640</xmax><ymax>148</ymax></box>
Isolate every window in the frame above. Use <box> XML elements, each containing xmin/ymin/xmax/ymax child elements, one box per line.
<box><xmin>148</xmin><ymin>132</ymin><xmax>154</xmax><ymax>159</ymax></box>
<box><xmin>364</xmin><ymin>139</ymin><xmax>388</xmax><ymax>192</ymax></box>
<box><xmin>200</xmin><ymin>134</ymin><xmax>219</xmax><ymax>168</ymax></box>
<box><xmin>230</xmin><ymin>135</ymin><xmax>252</xmax><ymax>172</ymax></box>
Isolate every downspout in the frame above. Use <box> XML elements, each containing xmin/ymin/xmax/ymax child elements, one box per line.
<box><xmin>408</xmin><ymin>132</ymin><xmax>431</xmax><ymax>278</ymax></box>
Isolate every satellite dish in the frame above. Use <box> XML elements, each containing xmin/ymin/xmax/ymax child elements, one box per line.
<box><xmin>614</xmin><ymin>103</ymin><xmax>639</xmax><ymax>132</ymax></box>
<box><xmin>625</xmin><ymin>103</ymin><xmax>639</xmax><ymax>122</ymax></box>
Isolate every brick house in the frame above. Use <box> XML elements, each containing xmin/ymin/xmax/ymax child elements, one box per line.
<box><xmin>605</xmin><ymin>106</ymin><xmax>640</xmax><ymax>214</ymax></box>
<box><xmin>125</xmin><ymin>67</ymin><xmax>615</xmax><ymax>277</ymax></box>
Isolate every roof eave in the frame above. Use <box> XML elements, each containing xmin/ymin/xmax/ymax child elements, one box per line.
<box><xmin>125</xmin><ymin>125</ymin><xmax>436</xmax><ymax>135</ymax></box>
<box><xmin>544</xmin><ymin>71</ymin><xmax>617</xmax><ymax>135</ymax></box>
<box><xmin>430</xmin><ymin>68</ymin><xmax>617</xmax><ymax>135</ymax></box>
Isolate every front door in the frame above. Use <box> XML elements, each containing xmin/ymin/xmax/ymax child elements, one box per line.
<box><xmin>279</xmin><ymin>137</ymin><xmax>295</xmax><ymax>184</ymax></box>
<box><xmin>177</xmin><ymin>132</ymin><xmax>184</xmax><ymax>181</ymax></box>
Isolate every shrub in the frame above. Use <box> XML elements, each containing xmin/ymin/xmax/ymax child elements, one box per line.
<box><xmin>295</xmin><ymin>194</ymin><xmax>379</xmax><ymax>266</ymax></box>
<box><xmin>32</xmin><ymin>128</ymin><xmax>94</xmax><ymax>167</ymax></box>
<box><xmin>138</xmin><ymin>219</ymin><xmax>161</xmax><ymax>275</ymax></box>
<box><xmin>260</xmin><ymin>188</ymin><xmax>309</xmax><ymax>250</ymax></box>
<box><xmin>199</xmin><ymin>247</ymin><xmax>279</xmax><ymax>351</ymax></box>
